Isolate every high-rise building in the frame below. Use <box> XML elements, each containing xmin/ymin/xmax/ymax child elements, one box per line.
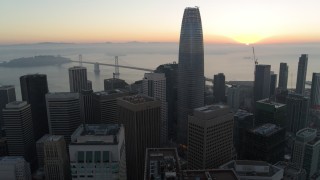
<box><xmin>45</xmin><ymin>92</ymin><xmax>81</xmax><ymax>144</ymax></box>
<box><xmin>0</xmin><ymin>156</ymin><xmax>31</xmax><ymax>180</ymax></box>
<box><xmin>0</xmin><ymin>85</ymin><xmax>16</xmax><ymax>133</ymax></box>
<box><xmin>2</xmin><ymin>102</ymin><xmax>36</xmax><ymax>166</ymax></box>
<box><xmin>254</xmin><ymin>64</ymin><xmax>271</xmax><ymax>102</ymax></box>
<box><xmin>43</xmin><ymin>135</ymin><xmax>69</xmax><ymax>180</ymax></box>
<box><xmin>286</xmin><ymin>94</ymin><xmax>309</xmax><ymax>134</ymax></box>
<box><xmin>270</xmin><ymin>73</ymin><xmax>278</xmax><ymax>97</ymax></box>
<box><xmin>80</xmin><ymin>89</ymin><xmax>94</xmax><ymax>124</ymax></box>
<box><xmin>69</xmin><ymin>124</ymin><xmax>127</xmax><ymax>180</ymax></box>
<box><xmin>292</xmin><ymin>128</ymin><xmax>320</xmax><ymax>178</ymax></box>
<box><xmin>104</xmin><ymin>78</ymin><xmax>128</xmax><ymax>91</ymax></box>
<box><xmin>69</xmin><ymin>66</ymin><xmax>88</xmax><ymax>93</ymax></box>
<box><xmin>296</xmin><ymin>54</ymin><xmax>308</xmax><ymax>95</ymax></box>
<box><xmin>310</xmin><ymin>73</ymin><xmax>320</xmax><ymax>109</ymax></box>
<box><xmin>227</xmin><ymin>85</ymin><xmax>240</xmax><ymax>110</ymax></box>
<box><xmin>87</xmin><ymin>80</ymin><xmax>92</xmax><ymax>90</ymax></box>
<box><xmin>36</xmin><ymin>134</ymin><xmax>51</xmax><ymax>169</ymax></box>
<box><xmin>143</xmin><ymin>73</ymin><xmax>168</xmax><ymax>144</ymax></box>
<box><xmin>155</xmin><ymin>63</ymin><xmax>178</xmax><ymax>141</ymax></box>
<box><xmin>20</xmin><ymin>74</ymin><xmax>49</xmax><ymax>141</ymax></box>
<box><xmin>188</xmin><ymin>105</ymin><xmax>234</xmax><ymax>169</ymax></box>
<box><xmin>93</xmin><ymin>90</ymin><xmax>130</xmax><ymax>124</ymax></box>
<box><xmin>255</xmin><ymin>99</ymin><xmax>286</xmax><ymax>127</ymax></box>
<box><xmin>242</xmin><ymin>124</ymin><xmax>286</xmax><ymax>164</ymax></box>
<box><xmin>213</xmin><ymin>73</ymin><xmax>226</xmax><ymax>103</ymax></box>
<box><xmin>177</xmin><ymin>7</ymin><xmax>204</xmax><ymax>144</ymax></box>
<box><xmin>274</xmin><ymin>161</ymin><xmax>307</xmax><ymax>180</ymax></box>
<box><xmin>118</xmin><ymin>95</ymin><xmax>161</xmax><ymax>180</ymax></box>
<box><xmin>278</xmin><ymin>63</ymin><xmax>289</xmax><ymax>90</ymax></box>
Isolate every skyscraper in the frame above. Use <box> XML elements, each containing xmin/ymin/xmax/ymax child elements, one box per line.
<box><xmin>118</xmin><ymin>95</ymin><xmax>161</xmax><ymax>180</ymax></box>
<box><xmin>68</xmin><ymin>66</ymin><xmax>88</xmax><ymax>93</ymax></box>
<box><xmin>143</xmin><ymin>73</ymin><xmax>168</xmax><ymax>144</ymax></box>
<box><xmin>0</xmin><ymin>156</ymin><xmax>31</xmax><ymax>180</ymax></box>
<box><xmin>310</xmin><ymin>73</ymin><xmax>320</xmax><ymax>109</ymax></box>
<box><xmin>255</xmin><ymin>99</ymin><xmax>286</xmax><ymax>127</ymax></box>
<box><xmin>20</xmin><ymin>74</ymin><xmax>49</xmax><ymax>141</ymax></box>
<box><xmin>286</xmin><ymin>93</ymin><xmax>309</xmax><ymax>134</ymax></box>
<box><xmin>213</xmin><ymin>73</ymin><xmax>226</xmax><ymax>103</ymax></box>
<box><xmin>188</xmin><ymin>105</ymin><xmax>234</xmax><ymax>169</ymax></box>
<box><xmin>227</xmin><ymin>85</ymin><xmax>240</xmax><ymax>110</ymax></box>
<box><xmin>270</xmin><ymin>73</ymin><xmax>277</xmax><ymax>97</ymax></box>
<box><xmin>0</xmin><ymin>85</ymin><xmax>16</xmax><ymax>133</ymax></box>
<box><xmin>45</xmin><ymin>92</ymin><xmax>81</xmax><ymax>144</ymax></box>
<box><xmin>177</xmin><ymin>7</ymin><xmax>204</xmax><ymax>144</ymax></box>
<box><xmin>278</xmin><ymin>62</ymin><xmax>288</xmax><ymax>90</ymax></box>
<box><xmin>296</xmin><ymin>54</ymin><xmax>308</xmax><ymax>95</ymax></box>
<box><xmin>254</xmin><ymin>65</ymin><xmax>271</xmax><ymax>102</ymax></box>
<box><xmin>80</xmin><ymin>89</ymin><xmax>94</xmax><ymax>124</ymax></box>
<box><xmin>2</xmin><ymin>102</ymin><xmax>36</xmax><ymax>166</ymax></box>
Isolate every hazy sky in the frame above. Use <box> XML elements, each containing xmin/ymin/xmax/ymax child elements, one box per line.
<box><xmin>1</xmin><ymin>0</ymin><xmax>319</xmax><ymax>44</ymax></box>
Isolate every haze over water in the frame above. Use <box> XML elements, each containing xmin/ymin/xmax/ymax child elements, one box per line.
<box><xmin>0</xmin><ymin>42</ymin><xmax>319</xmax><ymax>100</ymax></box>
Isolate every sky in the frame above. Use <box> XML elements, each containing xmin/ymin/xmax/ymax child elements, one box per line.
<box><xmin>0</xmin><ymin>0</ymin><xmax>320</xmax><ymax>45</ymax></box>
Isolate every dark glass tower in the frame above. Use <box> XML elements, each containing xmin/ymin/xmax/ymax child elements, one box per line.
<box><xmin>213</xmin><ymin>73</ymin><xmax>226</xmax><ymax>103</ymax></box>
<box><xmin>177</xmin><ymin>7</ymin><xmax>204</xmax><ymax>144</ymax></box>
<box><xmin>20</xmin><ymin>74</ymin><xmax>49</xmax><ymax>141</ymax></box>
<box><xmin>296</xmin><ymin>54</ymin><xmax>308</xmax><ymax>95</ymax></box>
<box><xmin>278</xmin><ymin>63</ymin><xmax>288</xmax><ymax>90</ymax></box>
<box><xmin>254</xmin><ymin>65</ymin><xmax>271</xmax><ymax>102</ymax></box>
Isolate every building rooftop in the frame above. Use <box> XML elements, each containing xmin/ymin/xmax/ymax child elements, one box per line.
<box><xmin>257</xmin><ymin>98</ymin><xmax>286</xmax><ymax>108</ymax></box>
<box><xmin>0</xmin><ymin>156</ymin><xmax>26</xmax><ymax>164</ymax></box>
<box><xmin>195</xmin><ymin>104</ymin><xmax>228</xmax><ymax>113</ymax></box>
<box><xmin>145</xmin><ymin>148</ymin><xmax>181</xmax><ymax>180</ymax></box>
<box><xmin>0</xmin><ymin>85</ymin><xmax>15</xmax><ymax>90</ymax></box>
<box><xmin>181</xmin><ymin>170</ymin><xmax>239</xmax><ymax>180</ymax></box>
<box><xmin>69</xmin><ymin>66</ymin><xmax>86</xmax><ymax>70</ymax></box>
<box><xmin>5</xmin><ymin>101</ymin><xmax>28</xmax><ymax>109</ymax></box>
<box><xmin>296</xmin><ymin>128</ymin><xmax>317</xmax><ymax>142</ymax></box>
<box><xmin>121</xmin><ymin>94</ymin><xmax>154</xmax><ymax>104</ymax></box>
<box><xmin>94</xmin><ymin>89</ymin><xmax>128</xmax><ymax>96</ymax></box>
<box><xmin>46</xmin><ymin>92</ymin><xmax>79</xmax><ymax>99</ymax></box>
<box><xmin>234</xmin><ymin>109</ymin><xmax>253</xmax><ymax>120</ymax></box>
<box><xmin>252</xmin><ymin>123</ymin><xmax>282</xmax><ymax>136</ymax></box>
<box><xmin>37</xmin><ymin>134</ymin><xmax>63</xmax><ymax>143</ymax></box>
<box><xmin>274</xmin><ymin>161</ymin><xmax>306</xmax><ymax>179</ymax></box>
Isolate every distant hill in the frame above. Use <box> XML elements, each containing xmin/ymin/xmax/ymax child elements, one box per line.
<box><xmin>0</xmin><ymin>55</ymin><xmax>71</xmax><ymax>67</ymax></box>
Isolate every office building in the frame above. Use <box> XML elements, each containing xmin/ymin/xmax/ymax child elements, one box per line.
<box><xmin>2</xmin><ymin>101</ymin><xmax>36</xmax><ymax>166</ymax></box>
<box><xmin>69</xmin><ymin>124</ymin><xmax>126</xmax><ymax>180</ymax></box>
<box><xmin>233</xmin><ymin>110</ymin><xmax>254</xmax><ymax>159</ymax></box>
<box><xmin>0</xmin><ymin>156</ymin><xmax>31</xmax><ymax>180</ymax></box>
<box><xmin>104</xmin><ymin>78</ymin><xmax>128</xmax><ymax>91</ymax></box>
<box><xmin>80</xmin><ymin>89</ymin><xmax>94</xmax><ymax>124</ymax></box>
<box><xmin>181</xmin><ymin>169</ymin><xmax>238</xmax><ymax>180</ymax></box>
<box><xmin>220</xmin><ymin>160</ymin><xmax>284</xmax><ymax>180</ymax></box>
<box><xmin>20</xmin><ymin>74</ymin><xmax>49</xmax><ymax>141</ymax></box>
<box><xmin>243</xmin><ymin>124</ymin><xmax>286</xmax><ymax>164</ymax></box>
<box><xmin>69</xmin><ymin>66</ymin><xmax>88</xmax><ymax>93</ymax></box>
<box><xmin>188</xmin><ymin>105</ymin><xmax>234</xmax><ymax>169</ymax></box>
<box><xmin>227</xmin><ymin>85</ymin><xmax>240</xmax><ymax>110</ymax></box>
<box><xmin>93</xmin><ymin>90</ymin><xmax>130</xmax><ymax>124</ymax></box>
<box><xmin>36</xmin><ymin>134</ymin><xmax>51</xmax><ymax>169</ymax></box>
<box><xmin>274</xmin><ymin>161</ymin><xmax>306</xmax><ymax>180</ymax></box>
<box><xmin>278</xmin><ymin>63</ymin><xmax>289</xmax><ymax>90</ymax></box>
<box><xmin>292</xmin><ymin>128</ymin><xmax>320</xmax><ymax>178</ymax></box>
<box><xmin>296</xmin><ymin>54</ymin><xmax>308</xmax><ymax>95</ymax></box>
<box><xmin>270</xmin><ymin>73</ymin><xmax>277</xmax><ymax>97</ymax></box>
<box><xmin>118</xmin><ymin>95</ymin><xmax>161</xmax><ymax>180</ymax></box>
<box><xmin>0</xmin><ymin>85</ymin><xmax>16</xmax><ymax>133</ymax></box>
<box><xmin>310</xmin><ymin>73</ymin><xmax>320</xmax><ymax>109</ymax></box>
<box><xmin>87</xmin><ymin>80</ymin><xmax>92</xmax><ymax>90</ymax></box>
<box><xmin>254</xmin><ymin>64</ymin><xmax>271</xmax><ymax>102</ymax></box>
<box><xmin>155</xmin><ymin>63</ymin><xmax>178</xmax><ymax>141</ymax></box>
<box><xmin>143</xmin><ymin>73</ymin><xmax>168</xmax><ymax>144</ymax></box>
<box><xmin>46</xmin><ymin>92</ymin><xmax>81</xmax><ymax>144</ymax></box>
<box><xmin>213</xmin><ymin>73</ymin><xmax>226</xmax><ymax>103</ymax></box>
<box><xmin>144</xmin><ymin>148</ymin><xmax>181</xmax><ymax>180</ymax></box>
<box><xmin>177</xmin><ymin>7</ymin><xmax>205</xmax><ymax>144</ymax></box>
<box><xmin>255</xmin><ymin>99</ymin><xmax>286</xmax><ymax>127</ymax></box>
<box><xmin>286</xmin><ymin>94</ymin><xmax>309</xmax><ymax>134</ymax></box>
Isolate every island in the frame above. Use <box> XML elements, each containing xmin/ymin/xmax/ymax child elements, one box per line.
<box><xmin>0</xmin><ymin>55</ymin><xmax>72</xmax><ymax>67</ymax></box>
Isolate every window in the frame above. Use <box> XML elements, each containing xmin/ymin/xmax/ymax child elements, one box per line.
<box><xmin>86</xmin><ymin>151</ymin><xmax>93</xmax><ymax>163</ymax></box>
<box><xmin>78</xmin><ymin>151</ymin><xmax>84</xmax><ymax>163</ymax></box>
<box><xmin>103</xmin><ymin>151</ymin><xmax>109</xmax><ymax>163</ymax></box>
<box><xmin>94</xmin><ymin>151</ymin><xmax>101</xmax><ymax>163</ymax></box>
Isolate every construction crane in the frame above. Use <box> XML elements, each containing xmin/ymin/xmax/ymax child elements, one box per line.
<box><xmin>252</xmin><ymin>47</ymin><xmax>258</xmax><ymax>65</ymax></box>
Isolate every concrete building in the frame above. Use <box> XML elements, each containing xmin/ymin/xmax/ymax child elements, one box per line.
<box><xmin>2</xmin><ymin>101</ymin><xmax>36</xmax><ymax>167</ymax></box>
<box><xmin>143</xmin><ymin>73</ymin><xmax>168</xmax><ymax>144</ymax></box>
<box><xmin>69</xmin><ymin>66</ymin><xmax>88</xmax><ymax>93</ymax></box>
<box><xmin>69</xmin><ymin>124</ymin><xmax>126</xmax><ymax>180</ymax></box>
<box><xmin>93</xmin><ymin>90</ymin><xmax>130</xmax><ymax>124</ymax></box>
<box><xmin>0</xmin><ymin>85</ymin><xmax>16</xmax><ymax>134</ymax></box>
<box><xmin>292</xmin><ymin>128</ymin><xmax>320</xmax><ymax>178</ymax></box>
<box><xmin>213</xmin><ymin>73</ymin><xmax>226</xmax><ymax>103</ymax></box>
<box><xmin>243</xmin><ymin>124</ymin><xmax>286</xmax><ymax>164</ymax></box>
<box><xmin>0</xmin><ymin>156</ymin><xmax>31</xmax><ymax>180</ymax></box>
<box><xmin>118</xmin><ymin>94</ymin><xmax>161</xmax><ymax>180</ymax></box>
<box><xmin>104</xmin><ymin>78</ymin><xmax>128</xmax><ymax>91</ymax></box>
<box><xmin>310</xmin><ymin>73</ymin><xmax>320</xmax><ymax>110</ymax></box>
<box><xmin>254</xmin><ymin>65</ymin><xmax>271</xmax><ymax>102</ymax></box>
<box><xmin>45</xmin><ymin>92</ymin><xmax>81</xmax><ymax>144</ymax></box>
<box><xmin>274</xmin><ymin>161</ymin><xmax>306</xmax><ymax>180</ymax></box>
<box><xmin>177</xmin><ymin>7</ymin><xmax>205</xmax><ymax>144</ymax></box>
<box><xmin>144</xmin><ymin>148</ymin><xmax>181</xmax><ymax>180</ymax></box>
<box><xmin>296</xmin><ymin>54</ymin><xmax>308</xmax><ymax>95</ymax></box>
<box><xmin>43</xmin><ymin>135</ymin><xmax>69</xmax><ymax>180</ymax></box>
<box><xmin>188</xmin><ymin>105</ymin><xmax>234</xmax><ymax>169</ymax></box>
<box><xmin>220</xmin><ymin>160</ymin><xmax>284</xmax><ymax>180</ymax></box>
<box><xmin>36</xmin><ymin>134</ymin><xmax>51</xmax><ymax>169</ymax></box>
<box><xmin>286</xmin><ymin>94</ymin><xmax>309</xmax><ymax>134</ymax></box>
<box><xmin>278</xmin><ymin>63</ymin><xmax>289</xmax><ymax>90</ymax></box>
<box><xmin>255</xmin><ymin>99</ymin><xmax>286</xmax><ymax>127</ymax></box>
<box><xmin>80</xmin><ymin>89</ymin><xmax>94</xmax><ymax>124</ymax></box>
<box><xmin>227</xmin><ymin>85</ymin><xmax>240</xmax><ymax>111</ymax></box>
<box><xmin>20</xmin><ymin>74</ymin><xmax>49</xmax><ymax>141</ymax></box>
